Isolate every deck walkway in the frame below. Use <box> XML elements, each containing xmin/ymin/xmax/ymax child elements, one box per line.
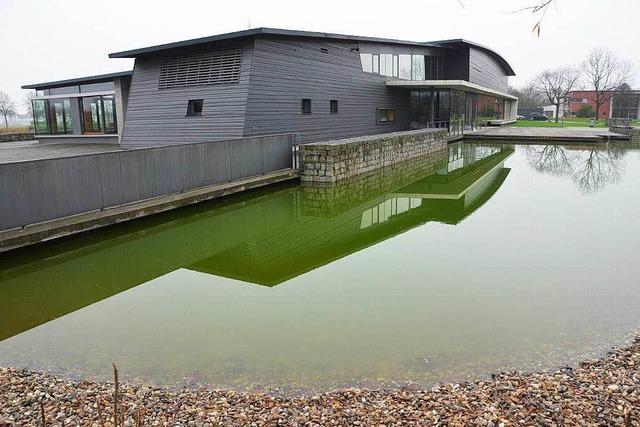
<box><xmin>465</xmin><ymin>127</ymin><xmax>628</xmax><ymax>143</ymax></box>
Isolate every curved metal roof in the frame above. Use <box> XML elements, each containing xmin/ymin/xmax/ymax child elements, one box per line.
<box><xmin>107</xmin><ymin>28</ymin><xmax>515</xmax><ymax>76</ymax></box>
<box><xmin>427</xmin><ymin>39</ymin><xmax>515</xmax><ymax>76</ymax></box>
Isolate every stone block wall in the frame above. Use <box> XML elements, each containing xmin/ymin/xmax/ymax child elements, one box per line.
<box><xmin>0</xmin><ymin>133</ymin><xmax>35</xmax><ymax>143</ymax></box>
<box><xmin>610</xmin><ymin>126</ymin><xmax>640</xmax><ymax>141</ymax></box>
<box><xmin>300</xmin><ymin>128</ymin><xmax>448</xmax><ymax>183</ymax></box>
<box><xmin>300</xmin><ymin>152</ymin><xmax>446</xmax><ymax>217</ymax></box>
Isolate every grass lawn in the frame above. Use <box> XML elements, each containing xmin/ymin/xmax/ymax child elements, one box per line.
<box><xmin>510</xmin><ymin>118</ymin><xmax>640</xmax><ymax>128</ymax></box>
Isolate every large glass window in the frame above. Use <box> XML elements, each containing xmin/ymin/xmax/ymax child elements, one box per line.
<box><xmin>360</xmin><ymin>54</ymin><xmax>372</xmax><ymax>73</ymax></box>
<box><xmin>47</xmin><ymin>98</ymin><xmax>73</xmax><ymax>134</ymax></box>
<box><xmin>380</xmin><ymin>54</ymin><xmax>394</xmax><ymax>77</ymax></box>
<box><xmin>361</xmin><ymin>52</ymin><xmax>446</xmax><ymax>80</ymax></box>
<box><xmin>81</xmin><ymin>95</ymin><xmax>117</xmax><ymax>134</ymax></box>
<box><xmin>477</xmin><ymin>95</ymin><xmax>505</xmax><ymax>120</ymax></box>
<box><xmin>32</xmin><ymin>99</ymin><xmax>48</xmax><ymax>134</ymax></box>
<box><xmin>399</xmin><ymin>55</ymin><xmax>412</xmax><ymax>79</ymax></box>
<box><xmin>411</xmin><ymin>55</ymin><xmax>425</xmax><ymax>80</ymax></box>
<box><xmin>372</xmin><ymin>54</ymin><xmax>380</xmax><ymax>74</ymax></box>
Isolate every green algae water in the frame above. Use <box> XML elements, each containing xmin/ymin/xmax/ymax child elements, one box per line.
<box><xmin>1</xmin><ymin>142</ymin><xmax>640</xmax><ymax>392</ymax></box>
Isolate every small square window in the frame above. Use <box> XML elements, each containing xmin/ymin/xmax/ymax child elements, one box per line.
<box><xmin>377</xmin><ymin>108</ymin><xmax>396</xmax><ymax>124</ymax></box>
<box><xmin>301</xmin><ymin>98</ymin><xmax>312</xmax><ymax>114</ymax></box>
<box><xmin>330</xmin><ymin>100</ymin><xmax>338</xmax><ymax>114</ymax></box>
<box><xmin>186</xmin><ymin>99</ymin><xmax>203</xmax><ymax>116</ymax></box>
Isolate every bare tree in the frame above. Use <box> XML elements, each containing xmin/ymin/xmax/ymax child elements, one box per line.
<box><xmin>571</xmin><ymin>147</ymin><xmax>624</xmax><ymax>194</ymax></box>
<box><xmin>532</xmin><ymin>67</ymin><xmax>581</xmax><ymax>122</ymax></box>
<box><xmin>0</xmin><ymin>91</ymin><xmax>16</xmax><ymax>128</ymax></box>
<box><xmin>509</xmin><ymin>83</ymin><xmax>545</xmax><ymax>108</ymax></box>
<box><xmin>23</xmin><ymin>90</ymin><xmax>37</xmax><ymax>121</ymax></box>
<box><xmin>526</xmin><ymin>144</ymin><xmax>626</xmax><ymax>194</ymax></box>
<box><xmin>581</xmin><ymin>48</ymin><xmax>634</xmax><ymax>120</ymax></box>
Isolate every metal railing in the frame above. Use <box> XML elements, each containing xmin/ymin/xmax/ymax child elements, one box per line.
<box><xmin>422</xmin><ymin>119</ymin><xmax>488</xmax><ymax>138</ymax></box>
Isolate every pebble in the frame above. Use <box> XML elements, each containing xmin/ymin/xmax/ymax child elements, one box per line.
<box><xmin>1</xmin><ymin>337</ymin><xmax>640</xmax><ymax>425</ymax></box>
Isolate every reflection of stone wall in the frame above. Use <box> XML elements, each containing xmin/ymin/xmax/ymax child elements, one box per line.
<box><xmin>300</xmin><ymin>128</ymin><xmax>448</xmax><ymax>183</ymax></box>
<box><xmin>300</xmin><ymin>152</ymin><xmax>447</xmax><ymax>217</ymax></box>
<box><xmin>610</xmin><ymin>126</ymin><xmax>640</xmax><ymax>141</ymax></box>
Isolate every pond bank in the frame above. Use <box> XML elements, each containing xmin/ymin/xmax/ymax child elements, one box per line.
<box><xmin>1</xmin><ymin>337</ymin><xmax>639</xmax><ymax>425</ymax></box>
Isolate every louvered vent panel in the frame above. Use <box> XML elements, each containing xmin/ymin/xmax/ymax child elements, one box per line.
<box><xmin>158</xmin><ymin>47</ymin><xmax>243</xmax><ymax>88</ymax></box>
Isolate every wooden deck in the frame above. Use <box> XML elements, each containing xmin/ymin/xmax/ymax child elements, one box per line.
<box><xmin>464</xmin><ymin>127</ymin><xmax>629</xmax><ymax>143</ymax></box>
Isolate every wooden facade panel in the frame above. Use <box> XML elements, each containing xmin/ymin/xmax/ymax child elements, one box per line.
<box><xmin>243</xmin><ymin>36</ymin><xmax>411</xmax><ymax>143</ymax></box>
<box><xmin>468</xmin><ymin>47</ymin><xmax>509</xmax><ymax>93</ymax></box>
<box><xmin>120</xmin><ymin>40</ymin><xmax>254</xmax><ymax>146</ymax></box>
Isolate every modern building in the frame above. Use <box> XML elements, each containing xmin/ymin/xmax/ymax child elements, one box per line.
<box><xmin>23</xmin><ymin>28</ymin><xmax>517</xmax><ymax>146</ymax></box>
<box><xmin>22</xmin><ymin>71</ymin><xmax>132</xmax><ymax>143</ymax></box>
<box><xmin>562</xmin><ymin>89</ymin><xmax>640</xmax><ymax>119</ymax></box>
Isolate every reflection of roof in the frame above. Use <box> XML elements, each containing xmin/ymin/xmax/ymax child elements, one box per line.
<box><xmin>22</xmin><ymin>70</ymin><xmax>133</xmax><ymax>90</ymax></box>
<box><xmin>108</xmin><ymin>28</ymin><xmax>515</xmax><ymax>77</ymax></box>
<box><xmin>188</xmin><ymin>147</ymin><xmax>513</xmax><ymax>286</ymax></box>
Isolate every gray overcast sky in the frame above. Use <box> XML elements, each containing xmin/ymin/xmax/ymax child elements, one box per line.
<box><xmin>1</xmin><ymin>0</ymin><xmax>638</xmax><ymax>113</ymax></box>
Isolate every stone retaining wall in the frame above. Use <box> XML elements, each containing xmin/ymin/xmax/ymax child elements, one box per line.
<box><xmin>300</xmin><ymin>128</ymin><xmax>448</xmax><ymax>183</ymax></box>
<box><xmin>610</xmin><ymin>126</ymin><xmax>640</xmax><ymax>141</ymax></box>
<box><xmin>300</xmin><ymin>152</ymin><xmax>447</xmax><ymax>217</ymax></box>
<box><xmin>0</xmin><ymin>133</ymin><xmax>35</xmax><ymax>143</ymax></box>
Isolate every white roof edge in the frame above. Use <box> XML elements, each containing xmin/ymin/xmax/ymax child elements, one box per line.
<box><xmin>386</xmin><ymin>79</ymin><xmax>518</xmax><ymax>100</ymax></box>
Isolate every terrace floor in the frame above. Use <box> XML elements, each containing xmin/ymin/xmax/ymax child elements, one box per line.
<box><xmin>0</xmin><ymin>140</ymin><xmax>124</xmax><ymax>164</ymax></box>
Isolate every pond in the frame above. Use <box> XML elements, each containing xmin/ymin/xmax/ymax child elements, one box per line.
<box><xmin>1</xmin><ymin>142</ymin><xmax>639</xmax><ymax>393</ymax></box>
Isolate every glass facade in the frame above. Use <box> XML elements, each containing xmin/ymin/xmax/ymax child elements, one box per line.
<box><xmin>81</xmin><ymin>95</ymin><xmax>116</xmax><ymax>134</ymax></box>
<box><xmin>32</xmin><ymin>99</ymin><xmax>48</xmax><ymax>134</ymax></box>
<box><xmin>477</xmin><ymin>94</ymin><xmax>505</xmax><ymax>120</ymax></box>
<box><xmin>360</xmin><ymin>53</ymin><xmax>447</xmax><ymax>81</ymax></box>
<box><xmin>31</xmin><ymin>95</ymin><xmax>117</xmax><ymax>136</ymax></box>
<box><xmin>410</xmin><ymin>90</ymin><xmax>452</xmax><ymax>127</ymax></box>
<box><xmin>32</xmin><ymin>98</ymin><xmax>73</xmax><ymax>135</ymax></box>
<box><xmin>410</xmin><ymin>90</ymin><xmax>507</xmax><ymax>128</ymax></box>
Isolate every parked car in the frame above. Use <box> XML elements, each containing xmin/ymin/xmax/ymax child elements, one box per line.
<box><xmin>517</xmin><ymin>115</ymin><xmax>526</xmax><ymax>120</ymax></box>
<box><xmin>528</xmin><ymin>112</ymin><xmax>549</xmax><ymax>121</ymax></box>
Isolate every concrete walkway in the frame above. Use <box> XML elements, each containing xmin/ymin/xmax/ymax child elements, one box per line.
<box><xmin>465</xmin><ymin>126</ymin><xmax>628</xmax><ymax>142</ymax></box>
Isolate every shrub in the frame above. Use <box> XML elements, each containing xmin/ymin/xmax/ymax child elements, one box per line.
<box><xmin>576</xmin><ymin>104</ymin><xmax>595</xmax><ymax>118</ymax></box>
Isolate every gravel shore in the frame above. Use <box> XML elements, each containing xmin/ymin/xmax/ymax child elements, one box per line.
<box><xmin>2</xmin><ymin>338</ymin><xmax>640</xmax><ymax>426</ymax></box>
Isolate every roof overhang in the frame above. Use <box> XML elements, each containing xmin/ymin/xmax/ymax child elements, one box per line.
<box><xmin>21</xmin><ymin>70</ymin><xmax>133</xmax><ymax>90</ymax></box>
<box><xmin>429</xmin><ymin>39</ymin><xmax>516</xmax><ymax>76</ymax></box>
<box><xmin>108</xmin><ymin>27</ymin><xmax>441</xmax><ymax>58</ymax></box>
<box><xmin>386</xmin><ymin>79</ymin><xmax>518</xmax><ymax>100</ymax></box>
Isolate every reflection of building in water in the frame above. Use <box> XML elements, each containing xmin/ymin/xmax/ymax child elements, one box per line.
<box><xmin>0</xmin><ymin>144</ymin><xmax>512</xmax><ymax>341</ymax></box>
<box><xmin>360</xmin><ymin>198</ymin><xmax>423</xmax><ymax>229</ymax></box>
<box><xmin>189</xmin><ymin>143</ymin><xmax>513</xmax><ymax>284</ymax></box>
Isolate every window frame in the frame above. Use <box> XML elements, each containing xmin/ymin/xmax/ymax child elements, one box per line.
<box><xmin>186</xmin><ymin>99</ymin><xmax>204</xmax><ymax>117</ymax></box>
<box><xmin>377</xmin><ymin>108</ymin><xmax>396</xmax><ymax>124</ymax></box>
<box><xmin>330</xmin><ymin>99</ymin><xmax>338</xmax><ymax>114</ymax></box>
<box><xmin>301</xmin><ymin>98</ymin><xmax>312</xmax><ymax>114</ymax></box>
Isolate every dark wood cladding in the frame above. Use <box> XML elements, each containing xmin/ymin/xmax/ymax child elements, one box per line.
<box><xmin>121</xmin><ymin>41</ymin><xmax>253</xmax><ymax>146</ymax></box>
<box><xmin>243</xmin><ymin>36</ymin><xmax>410</xmax><ymax>143</ymax></box>
<box><xmin>445</xmin><ymin>47</ymin><xmax>470</xmax><ymax>81</ymax></box>
<box><xmin>120</xmin><ymin>35</ymin><xmax>512</xmax><ymax>147</ymax></box>
<box><xmin>468</xmin><ymin>47</ymin><xmax>508</xmax><ymax>93</ymax></box>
